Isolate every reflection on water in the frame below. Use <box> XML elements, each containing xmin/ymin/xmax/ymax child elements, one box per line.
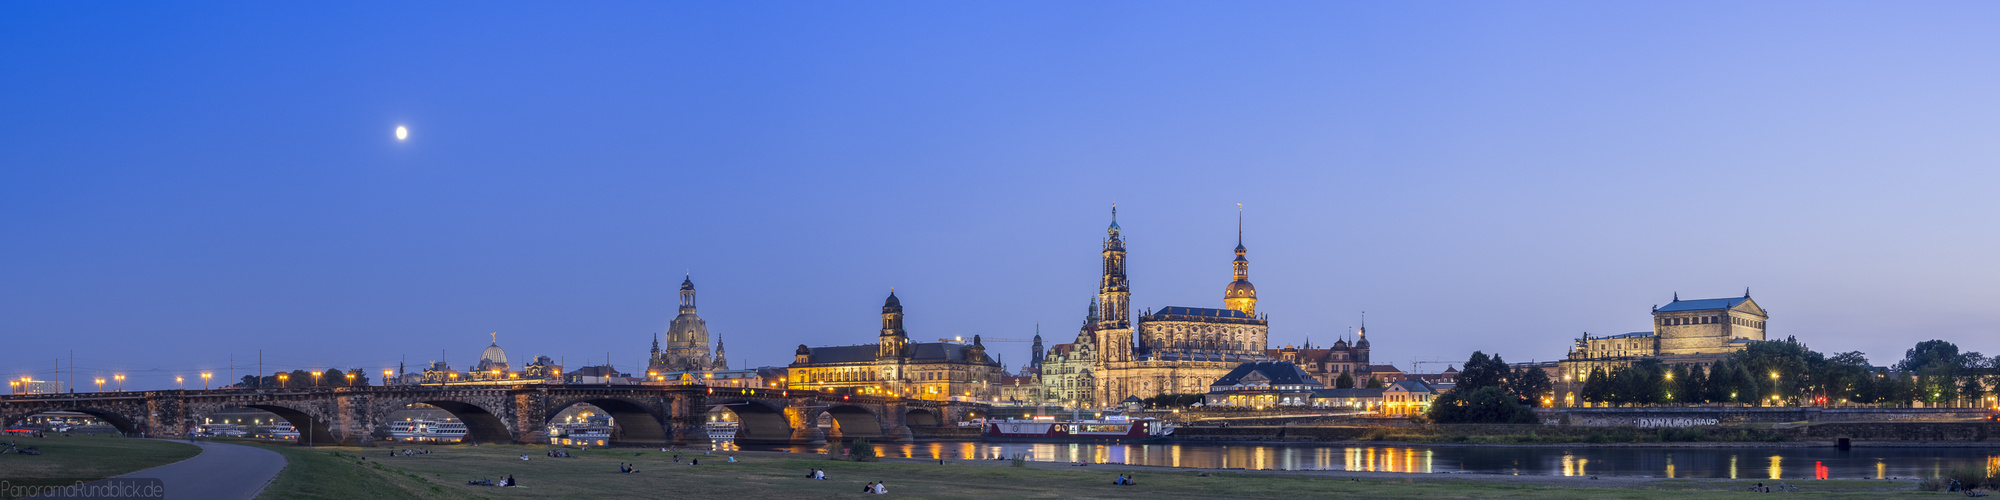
<box><xmin>722</xmin><ymin>440</ymin><xmax>2000</xmax><ymax>479</ymax></box>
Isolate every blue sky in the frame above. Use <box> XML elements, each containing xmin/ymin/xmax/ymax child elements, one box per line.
<box><xmin>5</xmin><ymin>2</ymin><xmax>1999</xmax><ymax>389</ymax></box>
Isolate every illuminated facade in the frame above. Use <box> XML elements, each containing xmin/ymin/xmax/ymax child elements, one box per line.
<box><xmin>648</xmin><ymin>276</ymin><xmax>727</xmax><ymax>374</ymax></box>
<box><xmin>1089</xmin><ymin>207</ymin><xmax>1272</xmax><ymax>407</ymax></box>
<box><xmin>787</xmin><ymin>291</ymin><xmax>1006</xmax><ymax>400</ymax></box>
<box><xmin>1555</xmin><ymin>293</ymin><xmax>1773</xmax><ymax>406</ymax></box>
<box><xmin>1267</xmin><ymin>327</ymin><xmax>1376</xmax><ymax>388</ymax></box>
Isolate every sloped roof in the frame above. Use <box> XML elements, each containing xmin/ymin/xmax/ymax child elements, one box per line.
<box><xmin>1310</xmin><ymin>388</ymin><xmax>1385</xmax><ymax>399</ymax></box>
<box><xmin>1598</xmin><ymin>331</ymin><xmax>1656</xmax><ymax>339</ymax></box>
<box><xmin>1386</xmin><ymin>380</ymin><xmax>1433</xmax><ymax>392</ymax></box>
<box><xmin>803</xmin><ymin>345</ymin><xmax>876</xmax><ymax>364</ymax></box>
<box><xmin>803</xmin><ymin>342</ymin><xmax>979</xmax><ymax>364</ymax></box>
<box><xmin>1210</xmin><ymin>361</ymin><xmax>1320</xmax><ymax>387</ymax></box>
<box><xmin>1148</xmin><ymin>306</ymin><xmax>1253</xmax><ymax>319</ymax></box>
<box><xmin>1656</xmin><ymin>297</ymin><xmax>1750</xmax><ymax>313</ymax></box>
<box><xmin>1367</xmin><ymin>364</ymin><xmax>1403</xmax><ymax>373</ymax></box>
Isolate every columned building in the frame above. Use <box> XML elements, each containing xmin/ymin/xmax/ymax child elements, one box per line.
<box><xmin>788</xmin><ymin>291</ymin><xmax>1006</xmax><ymax>401</ymax></box>
<box><xmin>1555</xmin><ymin>292</ymin><xmax>1774</xmax><ymax>406</ymax></box>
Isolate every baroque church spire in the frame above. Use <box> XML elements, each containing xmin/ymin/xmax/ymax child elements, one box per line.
<box><xmin>1224</xmin><ymin>204</ymin><xmax>1258</xmax><ymax>315</ymax></box>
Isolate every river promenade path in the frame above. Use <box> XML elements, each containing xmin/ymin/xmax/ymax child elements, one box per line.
<box><xmin>112</xmin><ymin>439</ymin><xmax>287</xmax><ymax>499</ymax></box>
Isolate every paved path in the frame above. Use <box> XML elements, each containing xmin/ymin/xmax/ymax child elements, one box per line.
<box><xmin>111</xmin><ymin>440</ymin><xmax>288</xmax><ymax>499</ymax></box>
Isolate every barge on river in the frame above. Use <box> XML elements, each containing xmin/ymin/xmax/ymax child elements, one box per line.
<box><xmin>981</xmin><ymin>415</ymin><xmax>1174</xmax><ymax>443</ymax></box>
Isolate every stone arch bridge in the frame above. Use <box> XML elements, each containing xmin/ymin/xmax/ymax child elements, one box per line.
<box><xmin>0</xmin><ymin>385</ymin><xmax>986</xmax><ymax>447</ymax></box>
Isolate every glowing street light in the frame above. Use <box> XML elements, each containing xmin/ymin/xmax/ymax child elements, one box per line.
<box><xmin>345</xmin><ymin>372</ymin><xmax>356</xmax><ymax>387</ymax></box>
<box><xmin>95</xmin><ymin>378</ymin><xmax>105</xmax><ymax>392</ymax></box>
<box><xmin>176</xmin><ymin>376</ymin><xmax>185</xmax><ymax>390</ymax></box>
<box><xmin>114</xmin><ymin>374</ymin><xmax>125</xmax><ymax>392</ymax></box>
<box><xmin>311</xmin><ymin>371</ymin><xmax>322</xmax><ymax>387</ymax></box>
<box><xmin>200</xmin><ymin>372</ymin><xmax>212</xmax><ymax>390</ymax></box>
<box><xmin>278</xmin><ymin>373</ymin><xmax>290</xmax><ymax>388</ymax></box>
<box><xmin>383</xmin><ymin>369</ymin><xmax>394</xmax><ymax>386</ymax></box>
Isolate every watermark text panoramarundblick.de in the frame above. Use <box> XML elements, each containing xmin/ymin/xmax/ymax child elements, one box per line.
<box><xmin>1</xmin><ymin>479</ymin><xmax>164</xmax><ymax>499</ymax></box>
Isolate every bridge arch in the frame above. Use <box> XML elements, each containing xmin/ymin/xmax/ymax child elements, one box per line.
<box><xmin>369</xmin><ymin>398</ymin><xmax>514</xmax><ymax>444</ymax></box>
<box><xmin>904</xmin><ymin>408</ymin><xmax>941</xmax><ymax>427</ymax></box>
<box><xmin>544</xmin><ymin>396</ymin><xmax>667</xmax><ymax>447</ymax></box>
<box><xmin>704</xmin><ymin>398</ymin><xmax>792</xmax><ymax>444</ymax></box>
<box><xmin>818</xmin><ymin>405</ymin><xmax>883</xmax><ymax>440</ymax></box>
<box><xmin>241</xmin><ymin>404</ymin><xmax>339</xmax><ymax>445</ymax></box>
<box><xmin>3</xmin><ymin>407</ymin><xmax>143</xmax><ymax>436</ymax></box>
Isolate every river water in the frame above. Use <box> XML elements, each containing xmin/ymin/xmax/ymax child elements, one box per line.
<box><xmin>728</xmin><ymin>441</ymin><xmax>2000</xmax><ymax>479</ymax></box>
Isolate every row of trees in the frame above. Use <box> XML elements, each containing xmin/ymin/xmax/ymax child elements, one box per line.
<box><xmin>1579</xmin><ymin>339</ymin><xmax>1993</xmax><ymax>407</ymax></box>
<box><xmin>1426</xmin><ymin>351</ymin><xmax>1546</xmax><ymax>423</ymax></box>
<box><xmin>235</xmin><ymin>368</ymin><xmax>374</xmax><ymax>389</ymax></box>
<box><xmin>1428</xmin><ymin>338</ymin><xmax>1994</xmax><ymax>422</ymax></box>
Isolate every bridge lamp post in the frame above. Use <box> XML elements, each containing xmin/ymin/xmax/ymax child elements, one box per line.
<box><xmin>346</xmin><ymin>372</ymin><xmax>355</xmax><ymax>387</ymax></box>
<box><xmin>176</xmin><ymin>376</ymin><xmax>184</xmax><ymax>390</ymax></box>
<box><xmin>114</xmin><ymin>374</ymin><xmax>124</xmax><ymax>392</ymax></box>
<box><xmin>95</xmin><ymin>378</ymin><xmax>105</xmax><ymax>392</ymax></box>
<box><xmin>311</xmin><ymin>371</ymin><xmax>322</xmax><ymax>388</ymax></box>
<box><xmin>384</xmin><ymin>370</ymin><xmax>394</xmax><ymax>386</ymax></box>
<box><xmin>201</xmin><ymin>372</ymin><xmax>211</xmax><ymax>390</ymax></box>
<box><xmin>278</xmin><ymin>373</ymin><xmax>289</xmax><ymax>389</ymax></box>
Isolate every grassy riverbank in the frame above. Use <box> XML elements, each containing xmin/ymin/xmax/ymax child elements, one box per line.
<box><xmin>230</xmin><ymin>441</ymin><xmax>1932</xmax><ymax>499</ymax></box>
<box><xmin>0</xmin><ymin>436</ymin><xmax>200</xmax><ymax>493</ymax></box>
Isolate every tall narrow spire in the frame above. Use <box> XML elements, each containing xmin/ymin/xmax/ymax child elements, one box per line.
<box><xmin>1224</xmin><ymin>205</ymin><xmax>1257</xmax><ymax>315</ymax></box>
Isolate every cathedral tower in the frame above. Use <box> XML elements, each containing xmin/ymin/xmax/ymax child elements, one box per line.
<box><xmin>1223</xmin><ymin>207</ymin><xmax>1258</xmax><ymax>315</ymax></box>
<box><xmin>1097</xmin><ymin>206</ymin><xmax>1133</xmax><ymax>363</ymax></box>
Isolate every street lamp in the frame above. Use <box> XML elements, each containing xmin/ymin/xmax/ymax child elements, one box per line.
<box><xmin>346</xmin><ymin>372</ymin><xmax>355</xmax><ymax>387</ymax></box>
<box><xmin>383</xmin><ymin>370</ymin><xmax>394</xmax><ymax>386</ymax></box>
<box><xmin>311</xmin><ymin>371</ymin><xmax>322</xmax><ymax>387</ymax></box>
<box><xmin>176</xmin><ymin>376</ymin><xmax>185</xmax><ymax>390</ymax></box>
<box><xmin>201</xmin><ymin>372</ymin><xmax>212</xmax><ymax>390</ymax></box>
<box><xmin>95</xmin><ymin>378</ymin><xmax>105</xmax><ymax>392</ymax></box>
<box><xmin>278</xmin><ymin>373</ymin><xmax>290</xmax><ymax>389</ymax></box>
<box><xmin>114</xmin><ymin>374</ymin><xmax>125</xmax><ymax>392</ymax></box>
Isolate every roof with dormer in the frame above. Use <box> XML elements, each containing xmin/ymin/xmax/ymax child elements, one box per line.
<box><xmin>1210</xmin><ymin>361</ymin><xmax>1319</xmax><ymax>387</ymax></box>
<box><xmin>1145</xmin><ymin>306</ymin><xmax>1254</xmax><ymax>319</ymax></box>
<box><xmin>1656</xmin><ymin>297</ymin><xmax>1754</xmax><ymax>313</ymax></box>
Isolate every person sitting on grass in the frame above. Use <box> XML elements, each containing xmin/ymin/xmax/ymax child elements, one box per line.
<box><xmin>863</xmin><ymin>482</ymin><xmax>875</xmax><ymax>493</ymax></box>
<box><xmin>727</xmin><ymin>456</ymin><xmax>737</xmax><ymax>463</ymax></box>
<box><xmin>873</xmin><ymin>481</ymin><xmax>888</xmax><ymax>494</ymax></box>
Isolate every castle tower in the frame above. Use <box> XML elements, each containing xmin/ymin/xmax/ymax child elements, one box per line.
<box><xmin>1224</xmin><ymin>206</ymin><xmax>1257</xmax><ymax>315</ymax></box>
<box><xmin>878</xmin><ymin>289</ymin><xmax>909</xmax><ymax>359</ymax></box>
<box><xmin>1030</xmin><ymin>324</ymin><xmax>1045</xmax><ymax>370</ymax></box>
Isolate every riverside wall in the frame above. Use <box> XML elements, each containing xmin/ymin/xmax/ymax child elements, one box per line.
<box><xmin>1534</xmin><ymin>407</ymin><xmax>1988</xmax><ymax>427</ymax></box>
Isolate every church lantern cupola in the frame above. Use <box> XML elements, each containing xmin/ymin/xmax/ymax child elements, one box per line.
<box><xmin>1223</xmin><ymin>205</ymin><xmax>1258</xmax><ymax>315</ymax></box>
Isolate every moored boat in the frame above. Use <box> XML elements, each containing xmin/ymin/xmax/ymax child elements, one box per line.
<box><xmin>981</xmin><ymin>415</ymin><xmax>1173</xmax><ymax>442</ymax></box>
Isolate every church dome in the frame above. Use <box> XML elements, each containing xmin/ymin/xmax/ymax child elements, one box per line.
<box><xmin>480</xmin><ymin>343</ymin><xmax>508</xmax><ymax>367</ymax></box>
<box><xmin>667</xmin><ymin>312</ymin><xmax>709</xmax><ymax>348</ymax></box>
<box><xmin>1224</xmin><ymin>280</ymin><xmax>1256</xmax><ymax>299</ymax></box>
<box><xmin>883</xmin><ymin>291</ymin><xmax>902</xmax><ymax>309</ymax></box>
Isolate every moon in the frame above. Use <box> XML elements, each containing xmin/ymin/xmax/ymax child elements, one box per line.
<box><xmin>395</xmin><ymin>126</ymin><xmax>409</xmax><ymax>140</ymax></box>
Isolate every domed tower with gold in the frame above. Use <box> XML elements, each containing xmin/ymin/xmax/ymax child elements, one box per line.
<box><xmin>1223</xmin><ymin>207</ymin><xmax>1257</xmax><ymax>315</ymax></box>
